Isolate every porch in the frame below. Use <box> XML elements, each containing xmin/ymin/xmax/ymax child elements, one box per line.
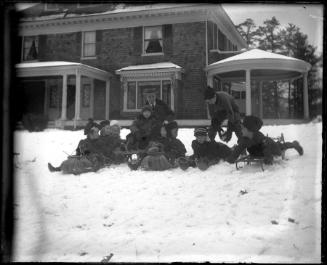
<box><xmin>16</xmin><ymin>61</ymin><xmax>112</xmax><ymax>129</ymax></box>
<box><xmin>206</xmin><ymin>49</ymin><xmax>312</xmax><ymax>120</ymax></box>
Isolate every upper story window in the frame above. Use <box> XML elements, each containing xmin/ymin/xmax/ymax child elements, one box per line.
<box><xmin>82</xmin><ymin>31</ymin><xmax>96</xmax><ymax>58</ymax></box>
<box><xmin>218</xmin><ymin>29</ymin><xmax>226</xmax><ymax>51</ymax></box>
<box><xmin>44</xmin><ymin>3</ymin><xmax>59</xmax><ymax>11</ymax></box>
<box><xmin>143</xmin><ymin>26</ymin><xmax>163</xmax><ymax>54</ymax></box>
<box><xmin>22</xmin><ymin>36</ymin><xmax>38</xmax><ymax>61</ymax></box>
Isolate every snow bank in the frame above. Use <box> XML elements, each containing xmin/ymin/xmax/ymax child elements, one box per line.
<box><xmin>12</xmin><ymin>122</ymin><xmax>321</xmax><ymax>262</ymax></box>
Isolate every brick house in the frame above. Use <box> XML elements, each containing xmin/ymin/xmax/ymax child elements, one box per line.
<box><xmin>16</xmin><ymin>3</ymin><xmax>248</xmax><ymax>128</ymax></box>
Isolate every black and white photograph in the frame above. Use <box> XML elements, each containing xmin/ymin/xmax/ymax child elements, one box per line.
<box><xmin>1</xmin><ymin>1</ymin><xmax>323</xmax><ymax>263</ymax></box>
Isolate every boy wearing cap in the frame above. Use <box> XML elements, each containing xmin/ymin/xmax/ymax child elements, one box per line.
<box><xmin>226</xmin><ymin>115</ymin><xmax>303</xmax><ymax>164</ymax></box>
<box><xmin>126</xmin><ymin>105</ymin><xmax>161</xmax><ymax>150</ymax></box>
<box><xmin>193</xmin><ymin>127</ymin><xmax>232</xmax><ymax>164</ymax></box>
<box><xmin>204</xmin><ymin>86</ymin><xmax>242</xmax><ymax>143</ymax></box>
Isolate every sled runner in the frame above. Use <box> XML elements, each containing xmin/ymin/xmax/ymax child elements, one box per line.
<box><xmin>235</xmin><ymin>133</ymin><xmax>285</xmax><ymax>171</ymax></box>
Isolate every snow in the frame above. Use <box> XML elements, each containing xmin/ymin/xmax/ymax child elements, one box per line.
<box><xmin>116</xmin><ymin>62</ymin><xmax>182</xmax><ymax>72</ymax></box>
<box><xmin>12</xmin><ymin>122</ymin><xmax>321</xmax><ymax>262</ymax></box>
<box><xmin>16</xmin><ymin>61</ymin><xmax>81</xmax><ymax>68</ymax></box>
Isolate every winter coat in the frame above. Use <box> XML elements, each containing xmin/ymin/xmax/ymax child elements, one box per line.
<box><xmin>76</xmin><ymin>138</ymin><xmax>102</xmax><ymax>156</ymax></box>
<box><xmin>208</xmin><ymin>91</ymin><xmax>240</xmax><ymax>123</ymax></box>
<box><xmin>226</xmin><ymin>131</ymin><xmax>283</xmax><ymax>164</ymax></box>
<box><xmin>208</xmin><ymin>92</ymin><xmax>242</xmax><ymax>141</ymax></box>
<box><xmin>60</xmin><ymin>153</ymin><xmax>104</xmax><ymax>175</ymax></box>
<box><xmin>146</xmin><ymin>98</ymin><xmax>175</xmax><ymax>123</ymax></box>
<box><xmin>166</xmin><ymin>138</ymin><xmax>187</xmax><ymax>161</ymax></box>
<box><xmin>191</xmin><ymin>140</ymin><xmax>232</xmax><ymax>162</ymax></box>
<box><xmin>97</xmin><ymin>135</ymin><xmax>126</xmax><ymax>164</ymax></box>
<box><xmin>129</xmin><ymin>114</ymin><xmax>161</xmax><ymax>149</ymax></box>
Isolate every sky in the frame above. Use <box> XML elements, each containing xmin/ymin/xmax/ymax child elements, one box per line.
<box><xmin>16</xmin><ymin>3</ymin><xmax>324</xmax><ymax>54</ymax></box>
<box><xmin>222</xmin><ymin>3</ymin><xmax>324</xmax><ymax>54</ymax></box>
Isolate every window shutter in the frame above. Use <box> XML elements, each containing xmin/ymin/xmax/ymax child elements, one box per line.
<box><xmin>76</xmin><ymin>32</ymin><xmax>82</xmax><ymax>57</ymax></box>
<box><xmin>163</xmin><ymin>24</ymin><xmax>173</xmax><ymax>56</ymax></box>
<box><xmin>133</xmin><ymin>26</ymin><xmax>143</xmax><ymax>56</ymax></box>
<box><xmin>96</xmin><ymin>30</ymin><xmax>102</xmax><ymax>55</ymax></box>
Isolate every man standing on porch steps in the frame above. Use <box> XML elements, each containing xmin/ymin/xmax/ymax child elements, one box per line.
<box><xmin>204</xmin><ymin>86</ymin><xmax>242</xmax><ymax>143</ymax></box>
<box><xmin>145</xmin><ymin>93</ymin><xmax>175</xmax><ymax>124</ymax></box>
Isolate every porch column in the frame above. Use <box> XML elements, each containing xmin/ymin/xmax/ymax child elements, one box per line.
<box><xmin>259</xmin><ymin>80</ymin><xmax>263</xmax><ymax>118</ymax></box>
<box><xmin>90</xmin><ymin>78</ymin><xmax>94</xmax><ymax>119</ymax></box>
<box><xmin>74</xmin><ymin>69</ymin><xmax>81</xmax><ymax>123</ymax></box>
<box><xmin>207</xmin><ymin>74</ymin><xmax>213</xmax><ymax>87</ymax></box>
<box><xmin>61</xmin><ymin>74</ymin><xmax>67</xmax><ymax>120</ymax></box>
<box><xmin>303</xmin><ymin>72</ymin><xmax>309</xmax><ymax>119</ymax></box>
<box><xmin>245</xmin><ymin>69</ymin><xmax>252</xmax><ymax>115</ymax></box>
<box><xmin>105</xmin><ymin>79</ymin><xmax>110</xmax><ymax>120</ymax></box>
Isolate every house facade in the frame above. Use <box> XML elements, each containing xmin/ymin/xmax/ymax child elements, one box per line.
<box><xmin>17</xmin><ymin>3</ymin><xmax>247</xmax><ymax>127</ymax></box>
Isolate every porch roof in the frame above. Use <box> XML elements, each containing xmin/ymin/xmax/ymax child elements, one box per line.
<box><xmin>206</xmin><ymin>49</ymin><xmax>311</xmax><ymax>79</ymax></box>
<box><xmin>16</xmin><ymin>61</ymin><xmax>112</xmax><ymax>81</ymax></box>
<box><xmin>115</xmin><ymin>62</ymin><xmax>183</xmax><ymax>80</ymax></box>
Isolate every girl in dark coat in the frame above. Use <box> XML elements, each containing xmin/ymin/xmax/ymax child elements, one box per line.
<box><xmin>226</xmin><ymin>115</ymin><xmax>304</xmax><ymax>164</ymax></box>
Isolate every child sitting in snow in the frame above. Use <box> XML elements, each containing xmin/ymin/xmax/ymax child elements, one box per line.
<box><xmin>48</xmin><ymin>121</ymin><xmax>105</xmax><ymax>175</ymax></box>
<box><xmin>164</xmin><ymin>121</ymin><xmax>187</xmax><ymax>165</ymax></box>
<box><xmin>98</xmin><ymin>121</ymin><xmax>126</xmax><ymax>165</ymax></box>
<box><xmin>190</xmin><ymin>127</ymin><xmax>232</xmax><ymax>170</ymax></box>
<box><xmin>226</xmin><ymin>115</ymin><xmax>303</xmax><ymax>164</ymax></box>
<box><xmin>126</xmin><ymin>105</ymin><xmax>161</xmax><ymax>150</ymax></box>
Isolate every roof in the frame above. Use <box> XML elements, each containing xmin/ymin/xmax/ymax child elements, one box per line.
<box><xmin>206</xmin><ymin>49</ymin><xmax>311</xmax><ymax>74</ymax></box>
<box><xmin>210</xmin><ymin>49</ymin><xmax>309</xmax><ymax>66</ymax></box>
<box><xmin>116</xmin><ymin>62</ymin><xmax>182</xmax><ymax>73</ymax></box>
<box><xmin>16</xmin><ymin>61</ymin><xmax>112</xmax><ymax>80</ymax></box>
<box><xmin>20</xmin><ymin>3</ymin><xmax>199</xmax><ymax>22</ymax></box>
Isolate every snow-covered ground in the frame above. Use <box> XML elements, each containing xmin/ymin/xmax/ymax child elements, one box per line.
<box><xmin>12</xmin><ymin>122</ymin><xmax>322</xmax><ymax>263</ymax></box>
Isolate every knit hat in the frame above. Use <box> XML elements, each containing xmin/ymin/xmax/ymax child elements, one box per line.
<box><xmin>84</xmin><ymin>119</ymin><xmax>101</xmax><ymax>135</ymax></box>
<box><xmin>242</xmin><ymin>115</ymin><xmax>263</xmax><ymax>132</ymax></box>
<box><xmin>165</xmin><ymin>121</ymin><xmax>178</xmax><ymax>132</ymax></box>
<box><xmin>204</xmin><ymin>86</ymin><xmax>216</xmax><ymax>100</ymax></box>
<box><xmin>142</xmin><ymin>105</ymin><xmax>152</xmax><ymax>113</ymax></box>
<box><xmin>194</xmin><ymin>127</ymin><xmax>208</xmax><ymax>137</ymax></box>
<box><xmin>99</xmin><ymin>120</ymin><xmax>110</xmax><ymax>129</ymax></box>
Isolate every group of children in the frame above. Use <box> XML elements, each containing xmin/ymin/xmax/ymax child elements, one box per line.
<box><xmin>48</xmin><ymin>106</ymin><xmax>304</xmax><ymax>175</ymax></box>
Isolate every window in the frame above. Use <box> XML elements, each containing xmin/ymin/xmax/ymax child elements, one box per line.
<box><xmin>144</xmin><ymin>26</ymin><xmax>163</xmax><ymax>54</ymax></box>
<box><xmin>45</xmin><ymin>3</ymin><xmax>59</xmax><ymax>11</ymax></box>
<box><xmin>125</xmin><ymin>80</ymin><xmax>172</xmax><ymax>110</ymax></box>
<box><xmin>218</xmin><ymin>30</ymin><xmax>225</xmax><ymax>51</ymax></box>
<box><xmin>82</xmin><ymin>84</ymin><xmax>91</xmax><ymax>107</ymax></box>
<box><xmin>82</xmin><ymin>31</ymin><xmax>96</xmax><ymax>58</ymax></box>
<box><xmin>22</xmin><ymin>36</ymin><xmax>38</xmax><ymax>61</ymax></box>
<box><xmin>213</xmin><ymin>24</ymin><xmax>217</xmax><ymax>49</ymax></box>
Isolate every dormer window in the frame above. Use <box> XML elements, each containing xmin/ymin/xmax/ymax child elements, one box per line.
<box><xmin>44</xmin><ymin>3</ymin><xmax>59</xmax><ymax>11</ymax></box>
<box><xmin>22</xmin><ymin>36</ymin><xmax>38</xmax><ymax>61</ymax></box>
<box><xmin>143</xmin><ymin>26</ymin><xmax>163</xmax><ymax>55</ymax></box>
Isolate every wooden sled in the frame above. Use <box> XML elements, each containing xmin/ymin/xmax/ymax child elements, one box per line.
<box><xmin>235</xmin><ymin>133</ymin><xmax>285</xmax><ymax>172</ymax></box>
